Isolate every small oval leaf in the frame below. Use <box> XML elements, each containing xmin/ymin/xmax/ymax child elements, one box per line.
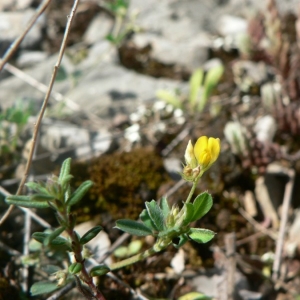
<box><xmin>79</xmin><ymin>226</ymin><xmax>102</xmax><ymax>245</ymax></box>
<box><xmin>30</xmin><ymin>281</ymin><xmax>59</xmax><ymax>296</ymax></box>
<box><xmin>145</xmin><ymin>200</ymin><xmax>165</xmax><ymax>231</ymax></box>
<box><xmin>58</xmin><ymin>158</ymin><xmax>72</xmax><ymax>182</ymax></box>
<box><xmin>115</xmin><ymin>219</ymin><xmax>153</xmax><ymax>236</ymax></box>
<box><xmin>160</xmin><ymin>197</ymin><xmax>170</xmax><ymax>218</ymax></box>
<box><xmin>90</xmin><ymin>264</ymin><xmax>110</xmax><ymax>277</ymax></box>
<box><xmin>44</xmin><ymin>226</ymin><xmax>66</xmax><ymax>246</ymax></box>
<box><xmin>26</xmin><ymin>182</ymin><xmax>49</xmax><ymax>194</ymax></box>
<box><xmin>69</xmin><ymin>262</ymin><xmax>82</xmax><ymax>274</ymax></box>
<box><xmin>188</xmin><ymin>228</ymin><xmax>215</xmax><ymax>244</ymax></box>
<box><xmin>191</xmin><ymin>192</ymin><xmax>213</xmax><ymax>222</ymax></box>
<box><xmin>66</xmin><ymin>180</ymin><xmax>93</xmax><ymax>207</ymax></box>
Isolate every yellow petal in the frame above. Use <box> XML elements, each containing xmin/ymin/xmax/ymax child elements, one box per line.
<box><xmin>194</xmin><ymin>136</ymin><xmax>220</xmax><ymax>173</ymax></box>
<box><xmin>194</xmin><ymin>136</ymin><xmax>208</xmax><ymax>162</ymax></box>
<box><xmin>207</xmin><ymin>137</ymin><xmax>220</xmax><ymax>164</ymax></box>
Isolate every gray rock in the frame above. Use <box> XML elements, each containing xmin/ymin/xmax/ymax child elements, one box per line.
<box><xmin>17</xmin><ymin>50</ymin><xmax>48</xmax><ymax>68</ymax></box>
<box><xmin>83</xmin><ymin>13</ymin><xmax>113</xmax><ymax>45</ymax></box>
<box><xmin>39</xmin><ymin>118</ymin><xmax>112</xmax><ymax>159</ymax></box>
<box><xmin>216</xmin><ymin>15</ymin><xmax>248</xmax><ymax>37</ymax></box>
<box><xmin>128</xmin><ymin>0</ymin><xmax>213</xmax><ymax>70</ymax></box>
<box><xmin>0</xmin><ymin>9</ymin><xmax>45</xmax><ymax>55</ymax></box>
<box><xmin>132</xmin><ymin>32</ymin><xmax>210</xmax><ymax>69</ymax></box>
<box><xmin>65</xmin><ymin>62</ymin><xmax>187</xmax><ymax>119</ymax></box>
<box><xmin>16</xmin><ymin>0</ymin><xmax>34</xmax><ymax>10</ymax></box>
<box><xmin>0</xmin><ymin>0</ymin><xmax>14</xmax><ymax>11</ymax></box>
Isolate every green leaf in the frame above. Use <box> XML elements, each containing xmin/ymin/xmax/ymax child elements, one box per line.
<box><xmin>145</xmin><ymin>200</ymin><xmax>165</xmax><ymax>231</ymax></box>
<box><xmin>60</xmin><ymin>174</ymin><xmax>74</xmax><ymax>191</ymax></box>
<box><xmin>189</xmin><ymin>68</ymin><xmax>204</xmax><ymax>108</ymax></box>
<box><xmin>25</xmin><ymin>182</ymin><xmax>49</xmax><ymax>194</ymax></box>
<box><xmin>80</xmin><ymin>226</ymin><xmax>102</xmax><ymax>245</ymax></box>
<box><xmin>199</xmin><ymin>64</ymin><xmax>224</xmax><ymax>112</ymax></box>
<box><xmin>188</xmin><ymin>228</ymin><xmax>215</xmax><ymax>244</ymax></box>
<box><xmin>160</xmin><ymin>197</ymin><xmax>170</xmax><ymax>218</ymax></box>
<box><xmin>5</xmin><ymin>195</ymin><xmax>50</xmax><ymax>208</ymax></box>
<box><xmin>32</xmin><ymin>232</ymin><xmax>70</xmax><ymax>247</ymax></box>
<box><xmin>191</xmin><ymin>192</ymin><xmax>213</xmax><ymax>222</ymax></box>
<box><xmin>182</xmin><ymin>203</ymin><xmax>195</xmax><ymax>226</ymax></box>
<box><xmin>44</xmin><ymin>226</ymin><xmax>66</xmax><ymax>246</ymax></box>
<box><xmin>30</xmin><ymin>281</ymin><xmax>59</xmax><ymax>296</ymax></box>
<box><xmin>140</xmin><ymin>209</ymin><xmax>157</xmax><ymax>231</ymax></box>
<box><xmin>66</xmin><ymin>180</ymin><xmax>93</xmax><ymax>207</ymax></box>
<box><xmin>90</xmin><ymin>264</ymin><xmax>110</xmax><ymax>277</ymax></box>
<box><xmin>68</xmin><ymin>262</ymin><xmax>82</xmax><ymax>275</ymax></box>
<box><xmin>115</xmin><ymin>219</ymin><xmax>153</xmax><ymax>236</ymax></box>
<box><xmin>58</xmin><ymin>158</ymin><xmax>72</xmax><ymax>182</ymax></box>
<box><xmin>31</xmin><ymin>194</ymin><xmax>55</xmax><ymax>202</ymax></box>
<box><xmin>156</xmin><ymin>89</ymin><xmax>182</xmax><ymax>109</ymax></box>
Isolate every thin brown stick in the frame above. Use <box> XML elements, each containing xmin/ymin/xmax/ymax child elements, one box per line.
<box><xmin>272</xmin><ymin>169</ymin><xmax>295</xmax><ymax>282</ymax></box>
<box><xmin>0</xmin><ymin>0</ymin><xmax>80</xmax><ymax>226</ymax></box>
<box><xmin>0</xmin><ymin>0</ymin><xmax>52</xmax><ymax>72</ymax></box>
<box><xmin>4</xmin><ymin>62</ymin><xmax>103</xmax><ymax>127</ymax></box>
<box><xmin>238</xmin><ymin>207</ymin><xmax>278</xmax><ymax>240</ymax></box>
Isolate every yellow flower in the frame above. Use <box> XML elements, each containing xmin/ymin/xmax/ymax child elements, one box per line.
<box><xmin>194</xmin><ymin>136</ymin><xmax>220</xmax><ymax>173</ymax></box>
<box><xmin>183</xmin><ymin>136</ymin><xmax>220</xmax><ymax>180</ymax></box>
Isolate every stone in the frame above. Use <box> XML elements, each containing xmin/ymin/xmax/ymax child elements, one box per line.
<box><xmin>16</xmin><ymin>50</ymin><xmax>48</xmax><ymax>68</ymax></box>
<box><xmin>83</xmin><ymin>13</ymin><xmax>113</xmax><ymax>45</ymax></box>
<box><xmin>132</xmin><ymin>32</ymin><xmax>210</xmax><ymax>70</ymax></box>
<box><xmin>0</xmin><ymin>9</ymin><xmax>45</xmax><ymax>55</ymax></box>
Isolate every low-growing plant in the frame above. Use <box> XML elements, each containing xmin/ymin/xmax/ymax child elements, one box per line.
<box><xmin>5</xmin><ymin>135</ymin><xmax>220</xmax><ymax>299</ymax></box>
<box><xmin>156</xmin><ymin>65</ymin><xmax>224</xmax><ymax>115</ymax></box>
<box><xmin>0</xmin><ymin>100</ymin><xmax>33</xmax><ymax>156</ymax></box>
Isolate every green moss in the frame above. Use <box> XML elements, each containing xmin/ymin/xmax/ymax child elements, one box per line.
<box><xmin>72</xmin><ymin>147</ymin><xmax>170</xmax><ymax>221</ymax></box>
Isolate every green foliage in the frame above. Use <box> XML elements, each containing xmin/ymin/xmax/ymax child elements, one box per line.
<box><xmin>0</xmin><ymin>100</ymin><xmax>34</xmax><ymax>156</ymax></box>
<box><xmin>90</xmin><ymin>264</ymin><xmax>110</xmax><ymax>277</ymax></box>
<box><xmin>156</xmin><ymin>64</ymin><xmax>224</xmax><ymax>115</ymax></box>
<box><xmin>79</xmin><ymin>226</ymin><xmax>102</xmax><ymax>245</ymax></box>
<box><xmin>115</xmin><ymin>192</ymin><xmax>215</xmax><ymax>252</ymax></box>
<box><xmin>68</xmin><ymin>262</ymin><xmax>83</xmax><ymax>275</ymax></box>
<box><xmin>6</xmin><ymin>146</ymin><xmax>217</xmax><ymax>297</ymax></box>
<box><xmin>115</xmin><ymin>219</ymin><xmax>153</xmax><ymax>236</ymax></box>
<box><xmin>105</xmin><ymin>0</ymin><xmax>139</xmax><ymax>46</ymax></box>
<box><xmin>30</xmin><ymin>281</ymin><xmax>59</xmax><ymax>296</ymax></box>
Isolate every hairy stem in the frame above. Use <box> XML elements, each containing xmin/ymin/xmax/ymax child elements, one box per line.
<box><xmin>110</xmin><ymin>246</ymin><xmax>160</xmax><ymax>271</ymax></box>
<box><xmin>185</xmin><ymin>180</ymin><xmax>198</xmax><ymax>204</ymax></box>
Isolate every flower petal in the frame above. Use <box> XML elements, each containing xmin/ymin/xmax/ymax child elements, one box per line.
<box><xmin>207</xmin><ymin>138</ymin><xmax>220</xmax><ymax>164</ymax></box>
<box><xmin>194</xmin><ymin>136</ymin><xmax>208</xmax><ymax>161</ymax></box>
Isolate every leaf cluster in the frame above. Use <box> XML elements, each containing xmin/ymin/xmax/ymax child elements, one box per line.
<box><xmin>115</xmin><ymin>192</ymin><xmax>215</xmax><ymax>250</ymax></box>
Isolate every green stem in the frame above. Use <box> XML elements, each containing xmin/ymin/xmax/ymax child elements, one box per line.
<box><xmin>110</xmin><ymin>246</ymin><xmax>160</xmax><ymax>271</ymax></box>
<box><xmin>185</xmin><ymin>180</ymin><xmax>198</xmax><ymax>204</ymax></box>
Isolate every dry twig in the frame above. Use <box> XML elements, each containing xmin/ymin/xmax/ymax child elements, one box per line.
<box><xmin>272</xmin><ymin>169</ymin><xmax>295</xmax><ymax>282</ymax></box>
<box><xmin>0</xmin><ymin>0</ymin><xmax>52</xmax><ymax>72</ymax></box>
